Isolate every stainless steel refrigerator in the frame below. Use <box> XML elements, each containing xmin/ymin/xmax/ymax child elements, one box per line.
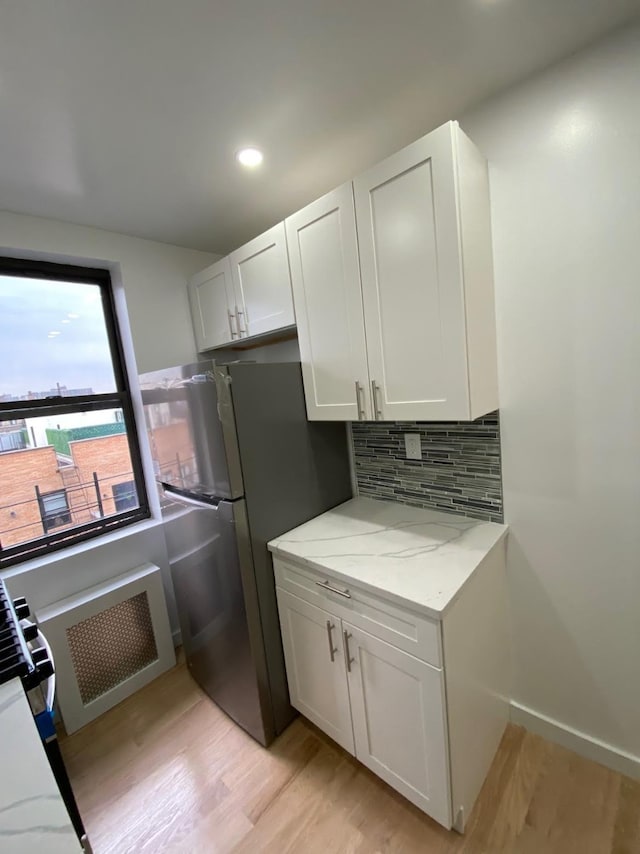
<box><xmin>139</xmin><ymin>360</ymin><xmax>352</xmax><ymax>745</ymax></box>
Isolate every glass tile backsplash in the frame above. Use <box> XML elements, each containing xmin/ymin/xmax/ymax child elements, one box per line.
<box><xmin>351</xmin><ymin>412</ymin><xmax>503</xmax><ymax>523</ymax></box>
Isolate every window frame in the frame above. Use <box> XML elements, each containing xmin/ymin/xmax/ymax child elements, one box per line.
<box><xmin>0</xmin><ymin>256</ymin><xmax>150</xmax><ymax>566</ymax></box>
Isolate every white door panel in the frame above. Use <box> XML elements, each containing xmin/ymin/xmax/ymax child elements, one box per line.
<box><xmin>229</xmin><ymin>222</ymin><xmax>295</xmax><ymax>338</ymax></box>
<box><xmin>355</xmin><ymin>122</ymin><xmax>470</xmax><ymax>420</ymax></box>
<box><xmin>188</xmin><ymin>257</ymin><xmax>235</xmax><ymax>351</ymax></box>
<box><xmin>345</xmin><ymin>622</ymin><xmax>451</xmax><ymax>828</ymax></box>
<box><xmin>276</xmin><ymin>589</ymin><xmax>354</xmax><ymax>754</ymax></box>
<box><xmin>286</xmin><ymin>184</ymin><xmax>371</xmax><ymax>420</ymax></box>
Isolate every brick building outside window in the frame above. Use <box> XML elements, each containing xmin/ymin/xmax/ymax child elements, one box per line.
<box><xmin>0</xmin><ymin>428</ymin><xmax>138</xmax><ymax>548</ymax></box>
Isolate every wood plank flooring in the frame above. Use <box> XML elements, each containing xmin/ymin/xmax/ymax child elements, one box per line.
<box><xmin>60</xmin><ymin>660</ymin><xmax>640</xmax><ymax>853</ymax></box>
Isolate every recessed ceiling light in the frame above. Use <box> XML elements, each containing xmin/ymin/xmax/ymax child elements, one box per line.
<box><xmin>68</xmin><ymin>313</ymin><xmax>80</xmax><ymax>319</ymax></box>
<box><xmin>236</xmin><ymin>147</ymin><xmax>264</xmax><ymax>168</ymax></box>
<box><xmin>48</xmin><ymin>330</ymin><xmax>60</xmax><ymax>336</ymax></box>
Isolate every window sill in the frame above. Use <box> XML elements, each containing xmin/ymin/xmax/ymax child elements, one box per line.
<box><xmin>0</xmin><ymin>514</ymin><xmax>164</xmax><ymax>582</ymax></box>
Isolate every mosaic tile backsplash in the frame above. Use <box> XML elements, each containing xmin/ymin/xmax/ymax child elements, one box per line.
<box><xmin>351</xmin><ymin>412</ymin><xmax>503</xmax><ymax>523</ymax></box>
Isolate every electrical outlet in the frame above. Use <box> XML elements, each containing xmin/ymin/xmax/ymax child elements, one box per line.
<box><xmin>404</xmin><ymin>433</ymin><xmax>422</xmax><ymax>460</ymax></box>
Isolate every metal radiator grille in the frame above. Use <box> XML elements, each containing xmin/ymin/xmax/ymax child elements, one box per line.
<box><xmin>66</xmin><ymin>592</ymin><xmax>158</xmax><ymax>705</ymax></box>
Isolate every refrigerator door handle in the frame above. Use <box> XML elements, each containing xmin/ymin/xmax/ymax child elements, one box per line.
<box><xmin>160</xmin><ymin>483</ymin><xmax>221</xmax><ymax>511</ymax></box>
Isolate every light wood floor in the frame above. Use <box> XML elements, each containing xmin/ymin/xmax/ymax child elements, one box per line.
<box><xmin>60</xmin><ymin>659</ymin><xmax>640</xmax><ymax>853</ymax></box>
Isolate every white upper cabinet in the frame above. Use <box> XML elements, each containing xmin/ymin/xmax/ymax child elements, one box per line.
<box><xmin>354</xmin><ymin>121</ymin><xmax>498</xmax><ymax>421</ymax></box>
<box><xmin>188</xmin><ymin>257</ymin><xmax>237</xmax><ymax>351</ymax></box>
<box><xmin>286</xmin><ymin>184</ymin><xmax>372</xmax><ymax>421</ymax></box>
<box><xmin>229</xmin><ymin>222</ymin><xmax>295</xmax><ymax>339</ymax></box>
<box><xmin>189</xmin><ymin>122</ymin><xmax>498</xmax><ymax>418</ymax></box>
<box><xmin>288</xmin><ymin>120</ymin><xmax>498</xmax><ymax>421</ymax></box>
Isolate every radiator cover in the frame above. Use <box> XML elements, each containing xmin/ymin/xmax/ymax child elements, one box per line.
<box><xmin>37</xmin><ymin>563</ymin><xmax>175</xmax><ymax>734</ymax></box>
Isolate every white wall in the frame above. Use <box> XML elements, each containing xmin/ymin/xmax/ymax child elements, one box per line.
<box><xmin>0</xmin><ymin>213</ymin><xmax>216</xmax><ymax>635</ymax></box>
<box><xmin>460</xmin><ymin>24</ymin><xmax>640</xmax><ymax>768</ymax></box>
<box><xmin>0</xmin><ymin>211</ymin><xmax>216</xmax><ymax>373</ymax></box>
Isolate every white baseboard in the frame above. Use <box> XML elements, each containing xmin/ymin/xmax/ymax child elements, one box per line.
<box><xmin>510</xmin><ymin>700</ymin><xmax>640</xmax><ymax>781</ymax></box>
<box><xmin>172</xmin><ymin>628</ymin><xmax>182</xmax><ymax>648</ymax></box>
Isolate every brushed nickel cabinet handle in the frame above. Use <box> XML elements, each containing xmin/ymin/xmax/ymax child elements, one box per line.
<box><xmin>371</xmin><ymin>379</ymin><xmax>382</xmax><ymax>420</ymax></box>
<box><xmin>236</xmin><ymin>306</ymin><xmax>247</xmax><ymax>336</ymax></box>
<box><xmin>355</xmin><ymin>381</ymin><xmax>366</xmax><ymax>420</ymax></box>
<box><xmin>326</xmin><ymin>620</ymin><xmax>337</xmax><ymax>662</ymax></box>
<box><xmin>315</xmin><ymin>580</ymin><xmax>351</xmax><ymax>599</ymax></box>
<box><xmin>228</xmin><ymin>309</ymin><xmax>238</xmax><ymax>338</ymax></box>
<box><xmin>344</xmin><ymin>630</ymin><xmax>355</xmax><ymax>672</ymax></box>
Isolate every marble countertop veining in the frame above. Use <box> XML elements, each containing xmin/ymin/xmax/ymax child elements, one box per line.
<box><xmin>268</xmin><ymin>497</ymin><xmax>508</xmax><ymax>619</ymax></box>
<box><xmin>0</xmin><ymin>679</ymin><xmax>81</xmax><ymax>853</ymax></box>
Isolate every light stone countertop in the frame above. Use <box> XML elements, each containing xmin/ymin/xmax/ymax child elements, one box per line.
<box><xmin>268</xmin><ymin>497</ymin><xmax>508</xmax><ymax>619</ymax></box>
<box><xmin>0</xmin><ymin>679</ymin><xmax>81</xmax><ymax>853</ymax></box>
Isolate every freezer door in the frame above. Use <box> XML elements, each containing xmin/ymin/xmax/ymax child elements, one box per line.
<box><xmin>139</xmin><ymin>361</ymin><xmax>243</xmax><ymax>499</ymax></box>
<box><xmin>161</xmin><ymin>486</ymin><xmax>271</xmax><ymax>744</ymax></box>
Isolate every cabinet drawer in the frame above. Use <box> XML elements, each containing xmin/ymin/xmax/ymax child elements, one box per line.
<box><xmin>273</xmin><ymin>557</ymin><xmax>441</xmax><ymax>668</ymax></box>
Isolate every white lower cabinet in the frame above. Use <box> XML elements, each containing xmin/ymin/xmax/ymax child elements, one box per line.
<box><xmin>276</xmin><ymin>587</ymin><xmax>451</xmax><ymax>827</ymax></box>
<box><xmin>274</xmin><ymin>548</ymin><xmax>511</xmax><ymax>833</ymax></box>
<box><xmin>344</xmin><ymin>623</ymin><xmax>451</xmax><ymax>827</ymax></box>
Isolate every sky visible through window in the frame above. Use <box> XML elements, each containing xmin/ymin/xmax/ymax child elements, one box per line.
<box><xmin>0</xmin><ymin>275</ymin><xmax>116</xmax><ymax>398</ymax></box>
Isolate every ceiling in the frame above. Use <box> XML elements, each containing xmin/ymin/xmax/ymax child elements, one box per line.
<box><xmin>1</xmin><ymin>1</ymin><xmax>639</xmax><ymax>254</ymax></box>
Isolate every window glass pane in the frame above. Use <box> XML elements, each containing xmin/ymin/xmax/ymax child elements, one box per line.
<box><xmin>112</xmin><ymin>480</ymin><xmax>138</xmax><ymax>512</ymax></box>
<box><xmin>0</xmin><ymin>408</ymin><xmax>140</xmax><ymax>551</ymax></box>
<box><xmin>41</xmin><ymin>490</ymin><xmax>71</xmax><ymax>531</ymax></box>
<box><xmin>42</xmin><ymin>491</ymin><xmax>69</xmax><ymax>513</ymax></box>
<box><xmin>0</xmin><ymin>275</ymin><xmax>117</xmax><ymax>399</ymax></box>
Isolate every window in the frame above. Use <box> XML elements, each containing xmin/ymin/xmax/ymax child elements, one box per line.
<box><xmin>39</xmin><ymin>489</ymin><xmax>72</xmax><ymax>532</ymax></box>
<box><xmin>0</xmin><ymin>258</ymin><xmax>149</xmax><ymax>566</ymax></box>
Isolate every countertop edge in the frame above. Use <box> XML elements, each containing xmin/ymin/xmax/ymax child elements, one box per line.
<box><xmin>268</xmin><ymin>525</ymin><xmax>508</xmax><ymax>620</ymax></box>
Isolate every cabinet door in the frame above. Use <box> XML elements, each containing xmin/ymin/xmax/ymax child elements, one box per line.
<box><xmin>354</xmin><ymin>121</ymin><xmax>470</xmax><ymax>420</ymax></box>
<box><xmin>229</xmin><ymin>222</ymin><xmax>295</xmax><ymax>338</ymax></box>
<box><xmin>286</xmin><ymin>184</ymin><xmax>372</xmax><ymax>420</ymax></box>
<box><xmin>344</xmin><ymin>622</ymin><xmax>451</xmax><ymax>828</ymax></box>
<box><xmin>188</xmin><ymin>257</ymin><xmax>237</xmax><ymax>351</ymax></box>
<box><xmin>276</xmin><ymin>589</ymin><xmax>354</xmax><ymax>754</ymax></box>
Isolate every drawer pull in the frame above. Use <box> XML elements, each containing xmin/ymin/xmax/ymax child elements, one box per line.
<box><xmin>344</xmin><ymin>630</ymin><xmax>355</xmax><ymax>672</ymax></box>
<box><xmin>315</xmin><ymin>580</ymin><xmax>351</xmax><ymax>599</ymax></box>
<box><xmin>326</xmin><ymin>620</ymin><xmax>337</xmax><ymax>662</ymax></box>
